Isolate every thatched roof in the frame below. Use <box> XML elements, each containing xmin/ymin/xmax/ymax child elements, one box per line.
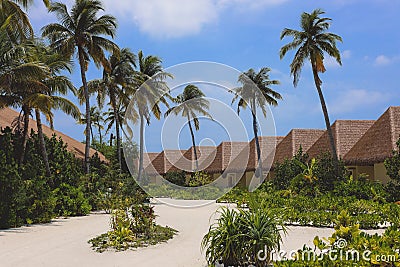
<box><xmin>274</xmin><ymin>129</ymin><xmax>325</xmax><ymax>164</ymax></box>
<box><xmin>307</xmin><ymin>120</ymin><xmax>375</xmax><ymax>159</ymax></box>
<box><xmin>0</xmin><ymin>107</ymin><xmax>106</xmax><ymax>162</ymax></box>
<box><xmin>248</xmin><ymin>136</ymin><xmax>284</xmax><ymax>170</ymax></box>
<box><xmin>344</xmin><ymin>107</ymin><xmax>400</xmax><ymax>165</ymax></box>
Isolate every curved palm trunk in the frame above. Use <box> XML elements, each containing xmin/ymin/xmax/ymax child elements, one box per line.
<box><xmin>35</xmin><ymin>109</ymin><xmax>51</xmax><ymax>177</ymax></box>
<box><xmin>252</xmin><ymin>98</ymin><xmax>262</xmax><ymax>178</ymax></box>
<box><xmin>138</xmin><ymin>114</ymin><xmax>145</xmax><ymax>181</ymax></box>
<box><xmin>19</xmin><ymin>105</ymin><xmax>30</xmax><ymax>164</ymax></box>
<box><xmin>311</xmin><ymin>64</ymin><xmax>339</xmax><ymax>171</ymax></box>
<box><xmin>78</xmin><ymin>46</ymin><xmax>91</xmax><ymax>174</ymax></box>
<box><xmin>187</xmin><ymin>115</ymin><xmax>199</xmax><ymax>171</ymax></box>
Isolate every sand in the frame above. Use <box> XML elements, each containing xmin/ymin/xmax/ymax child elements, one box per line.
<box><xmin>0</xmin><ymin>200</ymin><xmax>385</xmax><ymax>267</ymax></box>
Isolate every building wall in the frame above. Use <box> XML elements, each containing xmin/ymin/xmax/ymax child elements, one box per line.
<box><xmin>374</xmin><ymin>163</ymin><xmax>391</xmax><ymax>184</ymax></box>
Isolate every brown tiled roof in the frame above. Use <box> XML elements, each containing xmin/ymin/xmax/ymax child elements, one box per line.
<box><xmin>307</xmin><ymin>120</ymin><xmax>375</xmax><ymax>160</ymax></box>
<box><xmin>274</xmin><ymin>129</ymin><xmax>325</xmax><ymax>164</ymax></box>
<box><xmin>344</xmin><ymin>107</ymin><xmax>400</xmax><ymax>165</ymax></box>
<box><xmin>143</xmin><ymin>152</ymin><xmax>162</xmax><ymax>174</ymax></box>
<box><xmin>164</xmin><ymin>149</ymin><xmax>188</xmax><ymax>173</ymax></box>
<box><xmin>248</xmin><ymin>136</ymin><xmax>284</xmax><ymax>170</ymax></box>
<box><xmin>0</xmin><ymin>107</ymin><xmax>106</xmax><ymax>161</ymax></box>
<box><xmin>222</xmin><ymin>141</ymin><xmax>251</xmax><ymax>173</ymax></box>
<box><xmin>183</xmin><ymin>146</ymin><xmax>218</xmax><ymax>172</ymax></box>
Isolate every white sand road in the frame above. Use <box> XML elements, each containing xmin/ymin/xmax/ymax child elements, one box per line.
<box><xmin>0</xmin><ymin>200</ymin><xmax>384</xmax><ymax>267</ymax></box>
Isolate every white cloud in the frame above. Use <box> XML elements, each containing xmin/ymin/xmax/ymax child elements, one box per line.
<box><xmin>101</xmin><ymin>0</ymin><xmax>288</xmax><ymax>38</ymax></box>
<box><xmin>104</xmin><ymin>0</ymin><xmax>218</xmax><ymax>38</ymax></box>
<box><xmin>375</xmin><ymin>55</ymin><xmax>391</xmax><ymax>66</ymax></box>
<box><xmin>329</xmin><ymin>89</ymin><xmax>390</xmax><ymax>115</ymax></box>
<box><xmin>217</xmin><ymin>0</ymin><xmax>289</xmax><ymax>10</ymax></box>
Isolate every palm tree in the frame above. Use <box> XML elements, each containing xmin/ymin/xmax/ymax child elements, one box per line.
<box><xmin>26</xmin><ymin>42</ymin><xmax>80</xmax><ymax>176</ymax></box>
<box><xmin>0</xmin><ymin>0</ymin><xmax>49</xmax><ymax>43</ymax></box>
<box><xmin>77</xmin><ymin>106</ymin><xmax>101</xmax><ymax>143</ymax></box>
<box><xmin>0</xmin><ymin>42</ymin><xmax>49</xmax><ymax>164</ymax></box>
<box><xmin>42</xmin><ymin>0</ymin><xmax>118</xmax><ymax>173</ymax></box>
<box><xmin>280</xmin><ymin>8</ymin><xmax>342</xmax><ymax>166</ymax></box>
<box><xmin>165</xmin><ymin>84</ymin><xmax>211</xmax><ymax>171</ymax></box>
<box><xmin>231</xmin><ymin>68</ymin><xmax>282</xmax><ymax>177</ymax></box>
<box><xmin>133</xmin><ymin>50</ymin><xmax>171</xmax><ymax>181</ymax></box>
<box><xmin>84</xmin><ymin>48</ymin><xmax>136</xmax><ymax>169</ymax></box>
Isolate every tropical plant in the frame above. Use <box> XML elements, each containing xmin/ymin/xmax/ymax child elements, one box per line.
<box><xmin>231</xmin><ymin>68</ymin><xmax>282</xmax><ymax>177</ymax></box>
<box><xmin>0</xmin><ymin>0</ymin><xmax>49</xmax><ymax>43</ymax></box>
<box><xmin>280</xmin><ymin>8</ymin><xmax>342</xmax><ymax>170</ymax></box>
<box><xmin>202</xmin><ymin>203</ymin><xmax>286</xmax><ymax>266</ymax></box>
<box><xmin>83</xmin><ymin>48</ymin><xmax>137</xmax><ymax>169</ymax></box>
<box><xmin>42</xmin><ymin>0</ymin><xmax>118</xmax><ymax>173</ymax></box>
<box><xmin>77</xmin><ymin>106</ymin><xmax>103</xmax><ymax>143</ymax></box>
<box><xmin>385</xmin><ymin>137</ymin><xmax>400</xmax><ymax>183</ymax></box>
<box><xmin>131</xmin><ymin>50</ymin><xmax>171</xmax><ymax>181</ymax></box>
<box><xmin>165</xmin><ymin>84</ymin><xmax>211</xmax><ymax>170</ymax></box>
<box><xmin>24</xmin><ymin>41</ymin><xmax>80</xmax><ymax>176</ymax></box>
<box><xmin>88</xmin><ymin>203</ymin><xmax>177</xmax><ymax>252</ymax></box>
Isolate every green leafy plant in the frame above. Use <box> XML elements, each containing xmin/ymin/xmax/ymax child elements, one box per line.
<box><xmin>202</xmin><ymin>203</ymin><xmax>286</xmax><ymax>266</ymax></box>
<box><xmin>88</xmin><ymin>203</ymin><xmax>177</xmax><ymax>252</ymax></box>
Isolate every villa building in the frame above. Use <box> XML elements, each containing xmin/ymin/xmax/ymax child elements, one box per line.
<box><xmin>344</xmin><ymin>107</ymin><xmax>400</xmax><ymax>183</ymax></box>
<box><xmin>142</xmin><ymin>106</ymin><xmax>400</xmax><ymax>187</ymax></box>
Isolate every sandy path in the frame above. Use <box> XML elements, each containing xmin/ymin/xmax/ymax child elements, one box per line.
<box><xmin>0</xmin><ymin>200</ymin><xmax>385</xmax><ymax>267</ymax></box>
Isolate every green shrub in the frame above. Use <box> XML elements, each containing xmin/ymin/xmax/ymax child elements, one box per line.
<box><xmin>188</xmin><ymin>171</ymin><xmax>214</xmax><ymax>187</ymax></box>
<box><xmin>276</xmin><ymin>213</ymin><xmax>400</xmax><ymax>267</ymax></box>
<box><xmin>53</xmin><ymin>183</ymin><xmax>91</xmax><ymax>216</ymax></box>
<box><xmin>0</xmin><ymin>149</ymin><xmax>24</xmax><ymax>228</ymax></box>
<box><xmin>313</xmin><ymin>152</ymin><xmax>347</xmax><ymax>191</ymax></box>
<box><xmin>333</xmin><ymin>176</ymin><xmax>388</xmax><ymax>202</ymax></box>
<box><xmin>89</xmin><ymin>203</ymin><xmax>177</xmax><ymax>252</ymax></box>
<box><xmin>384</xmin><ymin>137</ymin><xmax>400</xmax><ymax>182</ymax></box>
<box><xmin>272</xmin><ymin>148</ymin><xmax>308</xmax><ymax>190</ymax></box>
<box><xmin>165</xmin><ymin>171</ymin><xmax>187</xmax><ymax>186</ymax></box>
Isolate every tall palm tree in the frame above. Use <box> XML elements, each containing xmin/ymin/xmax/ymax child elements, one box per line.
<box><xmin>133</xmin><ymin>50</ymin><xmax>171</xmax><ymax>181</ymax></box>
<box><xmin>231</xmin><ymin>68</ymin><xmax>282</xmax><ymax>177</ymax></box>
<box><xmin>84</xmin><ymin>48</ymin><xmax>136</xmax><ymax>169</ymax></box>
<box><xmin>280</xmin><ymin>8</ymin><xmax>342</xmax><ymax>166</ymax></box>
<box><xmin>165</xmin><ymin>84</ymin><xmax>211</xmax><ymax>171</ymax></box>
<box><xmin>26</xmin><ymin>42</ymin><xmax>80</xmax><ymax>176</ymax></box>
<box><xmin>42</xmin><ymin>0</ymin><xmax>118</xmax><ymax>173</ymax></box>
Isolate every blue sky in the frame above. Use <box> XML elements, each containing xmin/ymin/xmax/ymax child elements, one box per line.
<box><xmin>27</xmin><ymin>0</ymin><xmax>400</xmax><ymax>152</ymax></box>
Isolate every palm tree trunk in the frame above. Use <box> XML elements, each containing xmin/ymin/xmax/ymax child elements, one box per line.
<box><xmin>138</xmin><ymin>114</ymin><xmax>145</xmax><ymax>181</ymax></box>
<box><xmin>78</xmin><ymin>46</ymin><xmax>91</xmax><ymax>174</ymax></box>
<box><xmin>111</xmin><ymin>94</ymin><xmax>122</xmax><ymax>170</ymax></box>
<box><xmin>98</xmin><ymin>124</ymin><xmax>103</xmax><ymax>144</ymax></box>
<box><xmin>35</xmin><ymin>109</ymin><xmax>51</xmax><ymax>177</ymax></box>
<box><xmin>115</xmin><ymin>110</ymin><xmax>122</xmax><ymax>170</ymax></box>
<box><xmin>90</xmin><ymin>125</ymin><xmax>94</xmax><ymax>144</ymax></box>
<box><xmin>252</xmin><ymin>98</ymin><xmax>262</xmax><ymax>178</ymax></box>
<box><xmin>187</xmin><ymin>115</ymin><xmax>199</xmax><ymax>171</ymax></box>
<box><xmin>311</xmin><ymin>64</ymin><xmax>339</xmax><ymax>170</ymax></box>
<box><xmin>19</xmin><ymin>105</ymin><xmax>30</xmax><ymax>164</ymax></box>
